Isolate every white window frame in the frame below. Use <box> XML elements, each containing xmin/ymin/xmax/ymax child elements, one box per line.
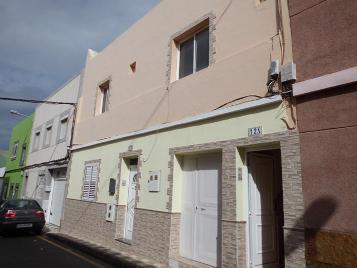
<box><xmin>176</xmin><ymin>27</ymin><xmax>209</xmax><ymax>80</ymax></box>
<box><xmin>82</xmin><ymin>162</ymin><xmax>100</xmax><ymax>201</ymax></box>
<box><xmin>43</xmin><ymin>124</ymin><xmax>53</xmax><ymax>148</ymax></box>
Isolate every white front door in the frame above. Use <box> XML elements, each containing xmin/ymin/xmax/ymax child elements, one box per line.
<box><xmin>180</xmin><ymin>153</ymin><xmax>220</xmax><ymax>266</ymax></box>
<box><xmin>124</xmin><ymin>165</ymin><xmax>137</xmax><ymax>240</ymax></box>
<box><xmin>248</xmin><ymin>153</ymin><xmax>278</xmax><ymax>268</ymax></box>
<box><xmin>49</xmin><ymin>176</ymin><xmax>67</xmax><ymax>226</ymax></box>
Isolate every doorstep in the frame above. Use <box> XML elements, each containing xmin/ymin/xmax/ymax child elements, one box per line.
<box><xmin>43</xmin><ymin>223</ymin><xmax>60</xmax><ymax>233</ymax></box>
<box><xmin>169</xmin><ymin>255</ymin><xmax>216</xmax><ymax>268</ymax></box>
<box><xmin>45</xmin><ymin>232</ymin><xmax>165</xmax><ymax>268</ymax></box>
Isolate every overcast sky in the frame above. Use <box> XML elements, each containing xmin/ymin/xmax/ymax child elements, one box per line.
<box><xmin>0</xmin><ymin>0</ymin><xmax>159</xmax><ymax>151</ymax></box>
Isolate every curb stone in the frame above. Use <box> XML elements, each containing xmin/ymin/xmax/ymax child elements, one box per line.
<box><xmin>45</xmin><ymin>232</ymin><xmax>165</xmax><ymax>268</ymax></box>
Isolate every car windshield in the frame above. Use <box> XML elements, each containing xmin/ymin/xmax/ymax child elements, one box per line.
<box><xmin>4</xmin><ymin>200</ymin><xmax>41</xmax><ymax>210</ymax></box>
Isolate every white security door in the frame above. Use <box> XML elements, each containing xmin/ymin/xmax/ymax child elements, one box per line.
<box><xmin>180</xmin><ymin>153</ymin><xmax>220</xmax><ymax>266</ymax></box>
<box><xmin>49</xmin><ymin>170</ymin><xmax>67</xmax><ymax>226</ymax></box>
<box><xmin>124</xmin><ymin>165</ymin><xmax>137</xmax><ymax>240</ymax></box>
<box><xmin>248</xmin><ymin>153</ymin><xmax>277</xmax><ymax>268</ymax></box>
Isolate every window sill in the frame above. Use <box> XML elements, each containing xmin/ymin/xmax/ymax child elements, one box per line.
<box><xmin>170</xmin><ymin>65</ymin><xmax>210</xmax><ymax>84</ymax></box>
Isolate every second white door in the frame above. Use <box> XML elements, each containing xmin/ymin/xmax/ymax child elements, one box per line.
<box><xmin>180</xmin><ymin>153</ymin><xmax>220</xmax><ymax>267</ymax></box>
<box><xmin>124</xmin><ymin>165</ymin><xmax>137</xmax><ymax>240</ymax></box>
<box><xmin>248</xmin><ymin>153</ymin><xmax>278</xmax><ymax>268</ymax></box>
<box><xmin>49</xmin><ymin>169</ymin><xmax>67</xmax><ymax>226</ymax></box>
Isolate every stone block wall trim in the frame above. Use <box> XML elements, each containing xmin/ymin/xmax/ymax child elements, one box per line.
<box><xmin>115</xmin><ymin>149</ymin><xmax>142</xmax><ymax>240</ymax></box>
<box><xmin>61</xmin><ymin>198</ymin><xmax>173</xmax><ymax>264</ymax></box>
<box><xmin>167</xmin><ymin>130</ymin><xmax>305</xmax><ymax>267</ymax></box>
<box><xmin>166</xmin><ymin>12</ymin><xmax>216</xmax><ymax>85</ymax></box>
<box><xmin>81</xmin><ymin>159</ymin><xmax>101</xmax><ymax>202</ymax></box>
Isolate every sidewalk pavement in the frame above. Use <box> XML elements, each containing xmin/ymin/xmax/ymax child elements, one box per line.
<box><xmin>45</xmin><ymin>232</ymin><xmax>165</xmax><ymax>268</ymax></box>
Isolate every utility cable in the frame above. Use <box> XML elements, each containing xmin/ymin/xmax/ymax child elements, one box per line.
<box><xmin>0</xmin><ymin>96</ymin><xmax>76</xmax><ymax>106</ymax></box>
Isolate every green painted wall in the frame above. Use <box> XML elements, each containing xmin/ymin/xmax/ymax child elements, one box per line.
<box><xmin>0</xmin><ymin>149</ymin><xmax>7</xmax><ymax>167</ymax></box>
<box><xmin>67</xmin><ymin>103</ymin><xmax>287</xmax><ymax>220</ymax></box>
<box><xmin>3</xmin><ymin>115</ymin><xmax>33</xmax><ymax>199</ymax></box>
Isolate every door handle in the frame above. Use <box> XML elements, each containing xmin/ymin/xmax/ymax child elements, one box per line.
<box><xmin>200</xmin><ymin>208</ymin><xmax>206</xmax><ymax>211</ymax></box>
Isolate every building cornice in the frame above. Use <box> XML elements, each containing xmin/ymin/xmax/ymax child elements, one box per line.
<box><xmin>72</xmin><ymin>95</ymin><xmax>282</xmax><ymax>151</ymax></box>
<box><xmin>293</xmin><ymin>66</ymin><xmax>357</xmax><ymax>96</ymax></box>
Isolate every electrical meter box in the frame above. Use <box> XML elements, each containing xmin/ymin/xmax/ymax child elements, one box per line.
<box><xmin>105</xmin><ymin>203</ymin><xmax>116</xmax><ymax>222</ymax></box>
<box><xmin>281</xmin><ymin>62</ymin><xmax>296</xmax><ymax>83</ymax></box>
<box><xmin>148</xmin><ymin>170</ymin><xmax>161</xmax><ymax>192</ymax></box>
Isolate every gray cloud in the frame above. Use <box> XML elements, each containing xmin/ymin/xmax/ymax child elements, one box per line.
<box><xmin>0</xmin><ymin>0</ymin><xmax>160</xmax><ymax>150</ymax></box>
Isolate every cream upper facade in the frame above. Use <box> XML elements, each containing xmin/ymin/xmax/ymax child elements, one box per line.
<box><xmin>74</xmin><ymin>0</ymin><xmax>292</xmax><ymax>145</ymax></box>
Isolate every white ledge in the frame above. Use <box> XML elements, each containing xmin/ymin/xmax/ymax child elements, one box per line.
<box><xmin>293</xmin><ymin>66</ymin><xmax>357</xmax><ymax>96</ymax></box>
<box><xmin>72</xmin><ymin>95</ymin><xmax>282</xmax><ymax>151</ymax></box>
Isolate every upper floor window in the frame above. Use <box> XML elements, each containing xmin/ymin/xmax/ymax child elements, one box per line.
<box><xmin>11</xmin><ymin>141</ymin><xmax>19</xmax><ymax>160</ymax></box>
<box><xmin>33</xmin><ymin>131</ymin><xmax>41</xmax><ymax>151</ymax></box>
<box><xmin>99</xmin><ymin>81</ymin><xmax>110</xmax><ymax>114</ymax></box>
<box><xmin>179</xmin><ymin>27</ymin><xmax>209</xmax><ymax>79</ymax></box>
<box><xmin>43</xmin><ymin>125</ymin><xmax>52</xmax><ymax>148</ymax></box>
<box><xmin>19</xmin><ymin>144</ymin><xmax>27</xmax><ymax>166</ymax></box>
<box><xmin>58</xmin><ymin>117</ymin><xmax>68</xmax><ymax>142</ymax></box>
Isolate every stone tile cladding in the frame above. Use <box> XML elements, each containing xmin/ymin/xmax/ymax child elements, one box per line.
<box><xmin>114</xmin><ymin>205</ymin><xmax>126</xmax><ymax>239</ymax></box>
<box><xmin>61</xmin><ymin>199</ymin><xmax>172</xmax><ymax>264</ymax></box>
<box><xmin>167</xmin><ymin>130</ymin><xmax>305</xmax><ymax>268</ymax></box>
<box><xmin>62</xmin><ymin>130</ymin><xmax>305</xmax><ymax>267</ymax></box>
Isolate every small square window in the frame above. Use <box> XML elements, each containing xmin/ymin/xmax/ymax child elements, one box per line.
<box><xmin>130</xmin><ymin>62</ymin><xmax>136</xmax><ymax>73</ymax></box>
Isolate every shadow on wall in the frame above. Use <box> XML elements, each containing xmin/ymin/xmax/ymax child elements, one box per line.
<box><xmin>284</xmin><ymin>195</ymin><xmax>338</xmax><ymax>258</ymax></box>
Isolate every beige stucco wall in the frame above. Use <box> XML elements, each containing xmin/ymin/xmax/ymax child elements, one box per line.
<box><xmin>67</xmin><ymin>102</ymin><xmax>287</xmax><ymax>220</ymax></box>
<box><xmin>74</xmin><ymin>0</ymin><xmax>293</xmax><ymax>145</ymax></box>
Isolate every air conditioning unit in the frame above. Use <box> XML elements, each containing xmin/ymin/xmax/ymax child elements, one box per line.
<box><xmin>105</xmin><ymin>203</ymin><xmax>116</xmax><ymax>222</ymax></box>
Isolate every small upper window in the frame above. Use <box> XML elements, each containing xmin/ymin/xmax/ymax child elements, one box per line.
<box><xmin>34</xmin><ymin>131</ymin><xmax>41</xmax><ymax>150</ymax></box>
<box><xmin>11</xmin><ymin>142</ymin><xmax>19</xmax><ymax>160</ymax></box>
<box><xmin>59</xmin><ymin>117</ymin><xmax>68</xmax><ymax>142</ymax></box>
<box><xmin>98</xmin><ymin>81</ymin><xmax>110</xmax><ymax>114</ymax></box>
<box><xmin>179</xmin><ymin>27</ymin><xmax>209</xmax><ymax>79</ymax></box>
<box><xmin>19</xmin><ymin>144</ymin><xmax>27</xmax><ymax>166</ymax></box>
<box><xmin>43</xmin><ymin>125</ymin><xmax>52</xmax><ymax>147</ymax></box>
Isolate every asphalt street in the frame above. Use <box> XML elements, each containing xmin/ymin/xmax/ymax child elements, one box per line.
<box><xmin>0</xmin><ymin>231</ymin><xmax>115</xmax><ymax>268</ymax></box>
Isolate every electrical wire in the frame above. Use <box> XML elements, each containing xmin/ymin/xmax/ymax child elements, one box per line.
<box><xmin>213</xmin><ymin>94</ymin><xmax>266</xmax><ymax>110</ymax></box>
<box><xmin>2</xmin><ymin>96</ymin><xmax>77</xmax><ymax>175</ymax></box>
<box><xmin>0</xmin><ymin>96</ymin><xmax>76</xmax><ymax>106</ymax></box>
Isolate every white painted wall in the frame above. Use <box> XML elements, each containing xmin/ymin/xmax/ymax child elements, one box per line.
<box><xmin>24</xmin><ymin>74</ymin><xmax>81</xmax><ymax>209</ymax></box>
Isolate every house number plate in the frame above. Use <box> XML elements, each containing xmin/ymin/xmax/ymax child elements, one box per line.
<box><xmin>248</xmin><ymin>126</ymin><xmax>262</xmax><ymax>137</ymax></box>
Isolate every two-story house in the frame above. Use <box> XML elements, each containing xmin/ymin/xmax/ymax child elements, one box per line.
<box><xmin>24</xmin><ymin>74</ymin><xmax>81</xmax><ymax>227</ymax></box>
<box><xmin>2</xmin><ymin>115</ymin><xmax>33</xmax><ymax>199</ymax></box>
<box><xmin>62</xmin><ymin>1</ymin><xmax>306</xmax><ymax>267</ymax></box>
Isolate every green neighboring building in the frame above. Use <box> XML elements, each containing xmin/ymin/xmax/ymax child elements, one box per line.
<box><xmin>1</xmin><ymin>115</ymin><xmax>33</xmax><ymax>199</ymax></box>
